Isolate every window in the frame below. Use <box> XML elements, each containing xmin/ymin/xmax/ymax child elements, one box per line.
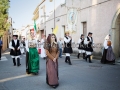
<box><xmin>51</xmin><ymin>28</ymin><xmax>53</xmax><ymax>33</ymax></box>
<box><xmin>61</xmin><ymin>25</ymin><xmax>65</xmax><ymax>37</ymax></box>
<box><xmin>83</xmin><ymin>22</ymin><xmax>87</xmax><ymax>37</ymax></box>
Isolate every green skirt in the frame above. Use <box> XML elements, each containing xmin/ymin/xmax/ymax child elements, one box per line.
<box><xmin>28</xmin><ymin>48</ymin><xmax>39</xmax><ymax>73</ymax></box>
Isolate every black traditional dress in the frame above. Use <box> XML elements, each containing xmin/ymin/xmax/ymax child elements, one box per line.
<box><xmin>77</xmin><ymin>38</ymin><xmax>85</xmax><ymax>59</ymax></box>
<box><xmin>101</xmin><ymin>40</ymin><xmax>115</xmax><ymax>64</ymax></box>
<box><xmin>84</xmin><ymin>36</ymin><xmax>94</xmax><ymax>63</ymax></box>
<box><xmin>63</xmin><ymin>36</ymin><xmax>73</xmax><ymax>65</ymax></box>
<box><xmin>9</xmin><ymin>39</ymin><xmax>21</xmax><ymax>66</ymax></box>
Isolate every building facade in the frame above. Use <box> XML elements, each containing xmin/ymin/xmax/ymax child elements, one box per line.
<box><xmin>36</xmin><ymin>0</ymin><xmax>120</xmax><ymax>58</ymax></box>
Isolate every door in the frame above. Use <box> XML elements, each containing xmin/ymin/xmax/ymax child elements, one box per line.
<box><xmin>61</xmin><ymin>25</ymin><xmax>65</xmax><ymax>39</ymax></box>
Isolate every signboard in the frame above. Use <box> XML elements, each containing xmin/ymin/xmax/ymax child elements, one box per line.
<box><xmin>67</xmin><ymin>9</ymin><xmax>78</xmax><ymax>32</ymax></box>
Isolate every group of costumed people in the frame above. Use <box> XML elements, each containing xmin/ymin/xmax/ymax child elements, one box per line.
<box><xmin>9</xmin><ymin>31</ymin><xmax>39</xmax><ymax>75</ymax></box>
<box><xmin>77</xmin><ymin>33</ymin><xmax>115</xmax><ymax>64</ymax></box>
<box><xmin>9</xmin><ymin>30</ymin><xmax>116</xmax><ymax>89</ymax></box>
<box><xmin>77</xmin><ymin>32</ymin><xmax>94</xmax><ymax>63</ymax></box>
<box><xmin>9</xmin><ymin>32</ymin><xmax>59</xmax><ymax>88</ymax></box>
<box><xmin>63</xmin><ymin>31</ymin><xmax>94</xmax><ymax>64</ymax></box>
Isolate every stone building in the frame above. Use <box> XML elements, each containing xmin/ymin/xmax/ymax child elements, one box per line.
<box><xmin>35</xmin><ymin>0</ymin><xmax>120</xmax><ymax>58</ymax></box>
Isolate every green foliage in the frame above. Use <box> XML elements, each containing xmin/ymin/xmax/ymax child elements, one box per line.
<box><xmin>0</xmin><ymin>0</ymin><xmax>10</xmax><ymax>33</ymax></box>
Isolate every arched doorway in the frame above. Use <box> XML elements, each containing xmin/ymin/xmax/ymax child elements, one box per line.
<box><xmin>111</xmin><ymin>8</ymin><xmax>120</xmax><ymax>58</ymax></box>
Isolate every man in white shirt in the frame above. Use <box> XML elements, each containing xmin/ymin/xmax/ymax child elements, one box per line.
<box><xmin>9</xmin><ymin>35</ymin><xmax>21</xmax><ymax>66</ymax></box>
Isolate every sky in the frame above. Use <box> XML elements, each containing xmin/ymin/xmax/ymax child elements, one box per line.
<box><xmin>9</xmin><ymin>0</ymin><xmax>41</xmax><ymax>29</ymax></box>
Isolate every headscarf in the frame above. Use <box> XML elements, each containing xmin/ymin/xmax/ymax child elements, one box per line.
<box><xmin>105</xmin><ymin>34</ymin><xmax>110</xmax><ymax>40</ymax></box>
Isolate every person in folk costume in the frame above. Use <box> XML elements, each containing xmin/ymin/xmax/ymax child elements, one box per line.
<box><xmin>101</xmin><ymin>35</ymin><xmax>115</xmax><ymax>64</ymax></box>
<box><xmin>63</xmin><ymin>31</ymin><xmax>73</xmax><ymax>65</ymax></box>
<box><xmin>77</xmin><ymin>34</ymin><xmax>85</xmax><ymax>59</ymax></box>
<box><xmin>84</xmin><ymin>32</ymin><xmax>94</xmax><ymax>63</ymax></box>
<box><xmin>9</xmin><ymin>34</ymin><xmax>21</xmax><ymax>66</ymax></box>
<box><xmin>41</xmin><ymin>34</ymin><xmax>46</xmax><ymax>59</ymax></box>
<box><xmin>44</xmin><ymin>34</ymin><xmax>59</xmax><ymax>88</ymax></box>
<box><xmin>25</xmin><ymin>31</ymin><xmax>39</xmax><ymax>75</ymax></box>
<box><xmin>20</xmin><ymin>39</ymin><xmax>25</xmax><ymax>54</ymax></box>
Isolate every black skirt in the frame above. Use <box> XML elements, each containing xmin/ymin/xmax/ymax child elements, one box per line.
<box><xmin>10</xmin><ymin>49</ymin><xmax>21</xmax><ymax>56</ymax></box>
<box><xmin>63</xmin><ymin>47</ymin><xmax>73</xmax><ymax>54</ymax></box>
<box><xmin>85</xmin><ymin>46</ymin><xmax>93</xmax><ymax>52</ymax></box>
<box><xmin>78</xmin><ymin>44</ymin><xmax>85</xmax><ymax>50</ymax></box>
<box><xmin>101</xmin><ymin>49</ymin><xmax>115</xmax><ymax>64</ymax></box>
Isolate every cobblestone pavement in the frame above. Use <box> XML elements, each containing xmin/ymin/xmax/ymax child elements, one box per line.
<box><xmin>0</xmin><ymin>51</ymin><xmax>120</xmax><ymax>90</ymax></box>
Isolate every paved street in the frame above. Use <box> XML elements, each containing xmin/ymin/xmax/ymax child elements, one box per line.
<box><xmin>0</xmin><ymin>51</ymin><xmax>120</xmax><ymax>90</ymax></box>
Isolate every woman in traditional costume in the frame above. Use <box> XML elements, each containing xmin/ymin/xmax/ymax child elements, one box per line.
<box><xmin>84</xmin><ymin>32</ymin><xmax>94</xmax><ymax>63</ymax></box>
<box><xmin>25</xmin><ymin>31</ymin><xmax>40</xmax><ymax>75</ymax></box>
<box><xmin>63</xmin><ymin>31</ymin><xmax>73</xmax><ymax>65</ymax></box>
<box><xmin>101</xmin><ymin>35</ymin><xmax>115</xmax><ymax>64</ymax></box>
<box><xmin>44</xmin><ymin>34</ymin><xmax>59</xmax><ymax>88</ymax></box>
<box><xmin>77</xmin><ymin>34</ymin><xmax>85</xmax><ymax>59</ymax></box>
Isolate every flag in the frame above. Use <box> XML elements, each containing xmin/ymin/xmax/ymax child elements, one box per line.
<box><xmin>53</xmin><ymin>26</ymin><xmax>58</xmax><ymax>35</ymax></box>
<box><xmin>34</xmin><ymin>20</ymin><xmax>37</xmax><ymax>35</ymax></box>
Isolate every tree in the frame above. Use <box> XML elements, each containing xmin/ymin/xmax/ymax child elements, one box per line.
<box><xmin>0</xmin><ymin>0</ymin><xmax>10</xmax><ymax>36</ymax></box>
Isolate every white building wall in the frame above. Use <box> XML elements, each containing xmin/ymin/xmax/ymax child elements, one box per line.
<box><xmin>38</xmin><ymin>0</ymin><xmax>120</xmax><ymax>56</ymax></box>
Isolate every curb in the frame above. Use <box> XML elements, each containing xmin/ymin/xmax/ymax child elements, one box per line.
<box><xmin>1</xmin><ymin>49</ymin><xmax>10</xmax><ymax>53</ymax></box>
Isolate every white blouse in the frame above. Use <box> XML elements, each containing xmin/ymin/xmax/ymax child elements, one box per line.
<box><xmin>78</xmin><ymin>38</ymin><xmax>83</xmax><ymax>44</ymax></box>
<box><xmin>64</xmin><ymin>36</ymin><xmax>71</xmax><ymax>43</ymax></box>
<box><xmin>84</xmin><ymin>36</ymin><xmax>94</xmax><ymax>46</ymax></box>
<box><xmin>103</xmin><ymin>39</ymin><xmax>111</xmax><ymax>49</ymax></box>
<box><xmin>9</xmin><ymin>39</ymin><xmax>20</xmax><ymax>49</ymax></box>
<box><xmin>25</xmin><ymin>39</ymin><xmax>37</xmax><ymax>52</ymax></box>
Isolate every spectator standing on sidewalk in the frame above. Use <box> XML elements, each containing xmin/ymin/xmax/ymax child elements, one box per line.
<box><xmin>0</xmin><ymin>37</ymin><xmax>3</xmax><ymax>60</ymax></box>
<box><xmin>58</xmin><ymin>38</ymin><xmax>63</xmax><ymax>58</ymax></box>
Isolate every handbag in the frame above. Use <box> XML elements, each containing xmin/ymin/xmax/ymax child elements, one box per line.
<box><xmin>38</xmin><ymin>48</ymin><xmax>41</xmax><ymax>54</ymax></box>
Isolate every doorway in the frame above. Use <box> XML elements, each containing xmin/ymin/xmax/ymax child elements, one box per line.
<box><xmin>111</xmin><ymin>12</ymin><xmax>120</xmax><ymax>58</ymax></box>
<box><xmin>61</xmin><ymin>25</ymin><xmax>65</xmax><ymax>38</ymax></box>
